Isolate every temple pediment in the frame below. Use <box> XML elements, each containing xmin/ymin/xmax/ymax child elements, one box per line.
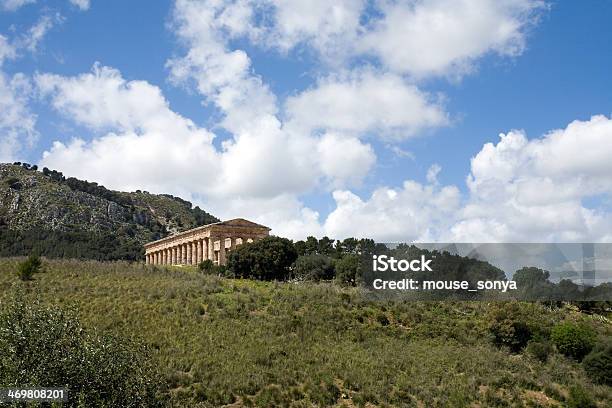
<box><xmin>211</xmin><ymin>218</ymin><xmax>271</xmax><ymax>230</ymax></box>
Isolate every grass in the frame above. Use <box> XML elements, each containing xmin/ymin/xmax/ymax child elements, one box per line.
<box><xmin>0</xmin><ymin>258</ymin><xmax>610</xmax><ymax>407</ymax></box>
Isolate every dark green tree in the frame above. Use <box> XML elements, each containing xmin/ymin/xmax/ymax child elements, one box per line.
<box><xmin>227</xmin><ymin>236</ymin><xmax>298</xmax><ymax>281</ymax></box>
<box><xmin>292</xmin><ymin>254</ymin><xmax>335</xmax><ymax>281</ymax></box>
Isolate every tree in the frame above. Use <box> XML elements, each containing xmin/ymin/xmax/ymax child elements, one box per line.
<box><xmin>335</xmin><ymin>254</ymin><xmax>362</xmax><ymax>286</ymax></box>
<box><xmin>0</xmin><ymin>296</ymin><xmax>163</xmax><ymax>407</ymax></box>
<box><xmin>293</xmin><ymin>254</ymin><xmax>335</xmax><ymax>281</ymax></box>
<box><xmin>227</xmin><ymin>236</ymin><xmax>298</xmax><ymax>281</ymax></box>
<box><xmin>513</xmin><ymin>267</ymin><xmax>550</xmax><ymax>288</ymax></box>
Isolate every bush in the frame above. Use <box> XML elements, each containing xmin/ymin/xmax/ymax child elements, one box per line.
<box><xmin>566</xmin><ymin>385</ymin><xmax>596</xmax><ymax>408</ymax></box>
<box><xmin>0</xmin><ymin>296</ymin><xmax>163</xmax><ymax>407</ymax></box>
<box><xmin>582</xmin><ymin>343</ymin><xmax>612</xmax><ymax>385</ymax></box>
<box><xmin>17</xmin><ymin>254</ymin><xmax>42</xmax><ymax>281</ymax></box>
<box><xmin>487</xmin><ymin>303</ymin><xmax>534</xmax><ymax>352</ymax></box>
<box><xmin>551</xmin><ymin>322</ymin><xmax>596</xmax><ymax>360</ymax></box>
<box><xmin>198</xmin><ymin>259</ymin><xmax>214</xmax><ymax>272</ymax></box>
<box><xmin>335</xmin><ymin>254</ymin><xmax>361</xmax><ymax>286</ymax></box>
<box><xmin>292</xmin><ymin>254</ymin><xmax>335</xmax><ymax>281</ymax></box>
<box><xmin>525</xmin><ymin>339</ymin><xmax>553</xmax><ymax>362</ymax></box>
<box><xmin>227</xmin><ymin>236</ymin><xmax>297</xmax><ymax>281</ymax></box>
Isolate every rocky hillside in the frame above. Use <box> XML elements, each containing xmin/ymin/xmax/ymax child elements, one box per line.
<box><xmin>0</xmin><ymin>163</ymin><xmax>219</xmax><ymax>260</ymax></box>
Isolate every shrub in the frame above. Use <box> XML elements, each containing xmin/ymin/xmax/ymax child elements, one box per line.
<box><xmin>566</xmin><ymin>385</ymin><xmax>596</xmax><ymax>408</ymax></box>
<box><xmin>0</xmin><ymin>296</ymin><xmax>163</xmax><ymax>407</ymax></box>
<box><xmin>487</xmin><ymin>302</ymin><xmax>534</xmax><ymax>352</ymax></box>
<box><xmin>582</xmin><ymin>343</ymin><xmax>612</xmax><ymax>385</ymax></box>
<box><xmin>17</xmin><ymin>254</ymin><xmax>42</xmax><ymax>281</ymax></box>
<box><xmin>335</xmin><ymin>254</ymin><xmax>362</xmax><ymax>286</ymax></box>
<box><xmin>525</xmin><ymin>339</ymin><xmax>553</xmax><ymax>362</ymax></box>
<box><xmin>198</xmin><ymin>259</ymin><xmax>214</xmax><ymax>272</ymax></box>
<box><xmin>227</xmin><ymin>236</ymin><xmax>297</xmax><ymax>281</ymax></box>
<box><xmin>551</xmin><ymin>322</ymin><xmax>596</xmax><ymax>360</ymax></box>
<box><xmin>292</xmin><ymin>254</ymin><xmax>335</xmax><ymax>281</ymax></box>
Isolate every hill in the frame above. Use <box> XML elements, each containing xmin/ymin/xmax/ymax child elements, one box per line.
<box><xmin>0</xmin><ymin>258</ymin><xmax>610</xmax><ymax>407</ymax></box>
<box><xmin>0</xmin><ymin>163</ymin><xmax>218</xmax><ymax>260</ymax></box>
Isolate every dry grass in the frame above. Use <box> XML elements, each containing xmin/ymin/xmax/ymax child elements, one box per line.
<box><xmin>0</xmin><ymin>258</ymin><xmax>610</xmax><ymax>407</ymax></box>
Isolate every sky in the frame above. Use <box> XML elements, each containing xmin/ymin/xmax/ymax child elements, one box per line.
<box><xmin>1</xmin><ymin>0</ymin><xmax>611</xmax><ymax>242</ymax></box>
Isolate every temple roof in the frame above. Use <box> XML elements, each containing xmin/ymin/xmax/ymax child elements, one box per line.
<box><xmin>144</xmin><ymin>218</ymin><xmax>270</xmax><ymax>247</ymax></box>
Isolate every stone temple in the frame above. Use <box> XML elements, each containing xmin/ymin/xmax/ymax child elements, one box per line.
<box><xmin>144</xmin><ymin>218</ymin><xmax>270</xmax><ymax>266</ymax></box>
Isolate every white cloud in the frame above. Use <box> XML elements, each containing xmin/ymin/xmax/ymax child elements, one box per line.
<box><xmin>324</xmin><ymin>180</ymin><xmax>461</xmax><ymax>241</ymax></box>
<box><xmin>22</xmin><ymin>13</ymin><xmax>63</xmax><ymax>52</ymax></box>
<box><xmin>215</xmin><ymin>115</ymin><xmax>318</xmax><ymax>197</ymax></box>
<box><xmin>167</xmin><ymin>0</ymin><xmax>276</xmax><ymax>133</ymax></box>
<box><xmin>69</xmin><ymin>0</ymin><xmax>90</xmax><ymax>11</ymax></box>
<box><xmin>285</xmin><ymin>70</ymin><xmax>448</xmax><ymax>139</ymax></box>
<box><xmin>317</xmin><ymin>132</ymin><xmax>375</xmax><ymax>188</ymax></box>
<box><xmin>359</xmin><ymin>0</ymin><xmax>546</xmax><ymax>78</ymax></box>
<box><xmin>451</xmin><ymin>115</ymin><xmax>612</xmax><ymax>242</ymax></box>
<box><xmin>0</xmin><ymin>0</ymin><xmax>35</xmax><ymax>12</ymax></box>
<box><xmin>0</xmin><ymin>72</ymin><xmax>38</xmax><ymax>161</ymax></box>
<box><xmin>204</xmin><ymin>193</ymin><xmax>324</xmax><ymax>240</ymax></box>
<box><xmin>313</xmin><ymin>115</ymin><xmax>612</xmax><ymax>243</ymax></box>
<box><xmin>37</xmin><ymin>65</ymin><xmax>219</xmax><ymax>193</ymax></box>
<box><xmin>0</xmin><ymin>35</ymin><xmax>15</xmax><ymax>64</ymax></box>
<box><xmin>262</xmin><ymin>0</ymin><xmax>365</xmax><ymax>61</ymax></box>
<box><xmin>37</xmin><ymin>64</ymin><xmax>375</xmax><ymax>199</ymax></box>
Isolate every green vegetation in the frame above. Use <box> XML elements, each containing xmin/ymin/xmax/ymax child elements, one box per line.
<box><xmin>0</xmin><ymin>163</ymin><xmax>219</xmax><ymax>261</ymax></box>
<box><xmin>227</xmin><ymin>236</ymin><xmax>297</xmax><ymax>280</ymax></box>
<box><xmin>334</xmin><ymin>254</ymin><xmax>361</xmax><ymax>286</ymax></box>
<box><xmin>0</xmin><ymin>294</ymin><xmax>162</xmax><ymax>407</ymax></box>
<box><xmin>292</xmin><ymin>254</ymin><xmax>335</xmax><ymax>281</ymax></box>
<box><xmin>1</xmin><ymin>258</ymin><xmax>610</xmax><ymax>407</ymax></box>
<box><xmin>551</xmin><ymin>322</ymin><xmax>597</xmax><ymax>360</ymax></box>
<box><xmin>582</xmin><ymin>342</ymin><xmax>612</xmax><ymax>385</ymax></box>
<box><xmin>16</xmin><ymin>254</ymin><xmax>42</xmax><ymax>281</ymax></box>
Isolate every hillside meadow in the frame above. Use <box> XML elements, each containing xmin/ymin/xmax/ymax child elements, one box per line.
<box><xmin>0</xmin><ymin>258</ymin><xmax>610</xmax><ymax>407</ymax></box>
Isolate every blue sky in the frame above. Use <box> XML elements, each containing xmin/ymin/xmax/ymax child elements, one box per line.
<box><xmin>1</xmin><ymin>0</ymin><xmax>612</xmax><ymax>241</ymax></box>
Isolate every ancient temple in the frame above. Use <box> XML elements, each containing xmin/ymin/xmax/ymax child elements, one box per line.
<box><xmin>144</xmin><ymin>218</ymin><xmax>270</xmax><ymax>266</ymax></box>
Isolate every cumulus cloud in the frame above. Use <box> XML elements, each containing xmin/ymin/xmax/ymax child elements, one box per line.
<box><xmin>0</xmin><ymin>34</ymin><xmax>38</xmax><ymax>162</ymax></box>
<box><xmin>261</xmin><ymin>0</ymin><xmax>365</xmax><ymax>61</ymax></box>
<box><xmin>316</xmin><ymin>132</ymin><xmax>376</xmax><ymax>188</ymax></box>
<box><xmin>359</xmin><ymin>0</ymin><xmax>546</xmax><ymax>78</ymax></box>
<box><xmin>285</xmin><ymin>70</ymin><xmax>448</xmax><ymax>139</ymax></box>
<box><xmin>36</xmin><ymin>64</ymin><xmax>218</xmax><ymax>193</ymax></box>
<box><xmin>167</xmin><ymin>0</ymin><xmax>276</xmax><ymax>133</ymax></box>
<box><xmin>451</xmin><ymin>115</ymin><xmax>612</xmax><ymax>242</ymax></box>
<box><xmin>324</xmin><ymin>180</ymin><xmax>461</xmax><ymax>241</ymax></box>
<box><xmin>37</xmin><ymin>65</ymin><xmax>373</xmax><ymax>203</ymax></box>
<box><xmin>0</xmin><ymin>72</ymin><xmax>38</xmax><ymax>161</ymax></box>
<box><xmin>314</xmin><ymin>116</ymin><xmax>612</xmax><ymax>243</ymax></box>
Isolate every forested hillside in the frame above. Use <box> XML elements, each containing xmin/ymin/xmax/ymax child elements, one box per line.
<box><xmin>0</xmin><ymin>163</ymin><xmax>218</xmax><ymax>260</ymax></box>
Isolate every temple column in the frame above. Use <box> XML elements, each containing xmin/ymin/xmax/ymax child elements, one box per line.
<box><xmin>197</xmin><ymin>240</ymin><xmax>203</xmax><ymax>264</ymax></box>
<box><xmin>145</xmin><ymin>254</ymin><xmax>149</xmax><ymax>264</ymax></box>
<box><xmin>165</xmin><ymin>249</ymin><xmax>170</xmax><ymax>265</ymax></box>
<box><xmin>191</xmin><ymin>241</ymin><xmax>197</xmax><ymax>265</ymax></box>
<box><xmin>179</xmin><ymin>244</ymin><xmax>184</xmax><ymax>264</ymax></box>
<box><xmin>219</xmin><ymin>237</ymin><xmax>227</xmax><ymax>266</ymax></box>
<box><xmin>186</xmin><ymin>243</ymin><xmax>191</xmax><ymax>265</ymax></box>
<box><xmin>207</xmin><ymin>238</ymin><xmax>213</xmax><ymax>261</ymax></box>
<box><xmin>152</xmin><ymin>252</ymin><xmax>157</xmax><ymax>265</ymax></box>
<box><xmin>161</xmin><ymin>250</ymin><xmax>165</xmax><ymax>265</ymax></box>
<box><xmin>203</xmin><ymin>239</ymin><xmax>209</xmax><ymax>261</ymax></box>
<box><xmin>171</xmin><ymin>247</ymin><xmax>176</xmax><ymax>265</ymax></box>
